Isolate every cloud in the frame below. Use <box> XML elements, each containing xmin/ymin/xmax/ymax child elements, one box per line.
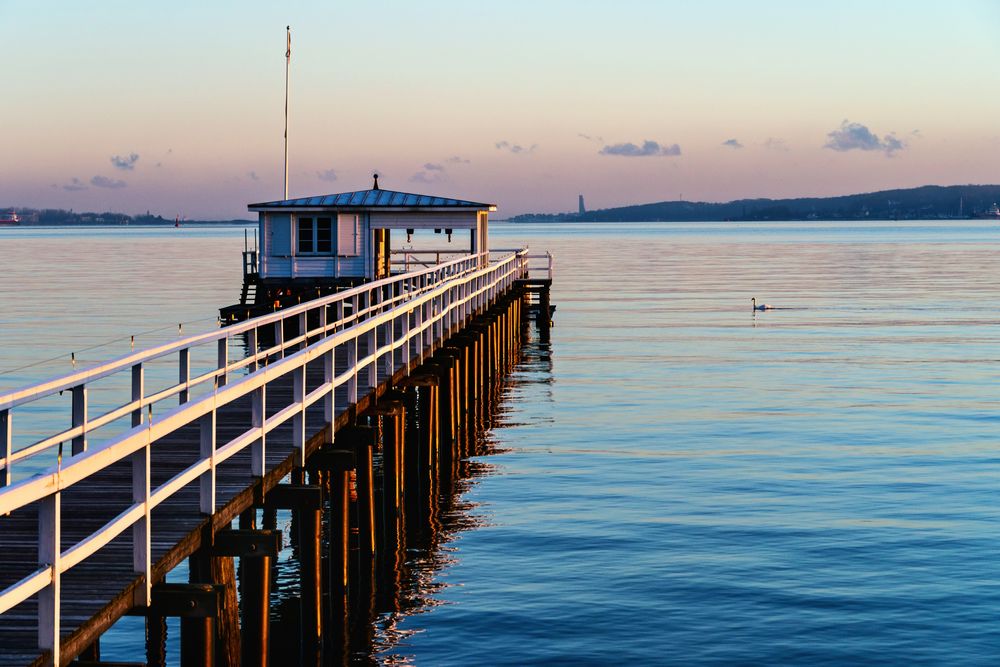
<box><xmin>61</xmin><ymin>177</ymin><xmax>87</xmax><ymax>191</ymax></box>
<box><xmin>578</xmin><ymin>133</ymin><xmax>604</xmax><ymax>143</ymax></box>
<box><xmin>316</xmin><ymin>169</ymin><xmax>338</xmax><ymax>182</ymax></box>
<box><xmin>882</xmin><ymin>134</ymin><xmax>905</xmax><ymax>154</ymax></box>
<box><xmin>824</xmin><ymin>120</ymin><xmax>905</xmax><ymax>156</ymax></box>
<box><xmin>495</xmin><ymin>140</ymin><xmax>537</xmax><ymax>154</ymax></box>
<box><xmin>423</xmin><ymin>162</ymin><xmax>445</xmax><ymax>172</ymax></box>
<box><xmin>722</xmin><ymin>138</ymin><xmax>743</xmax><ymax>149</ymax></box>
<box><xmin>90</xmin><ymin>175</ymin><xmax>127</xmax><ymax>189</ymax></box>
<box><xmin>110</xmin><ymin>152</ymin><xmax>140</xmax><ymax>171</ymax></box>
<box><xmin>599</xmin><ymin>140</ymin><xmax>681</xmax><ymax>157</ymax></box>
<box><xmin>409</xmin><ymin>171</ymin><xmax>441</xmax><ymax>184</ymax></box>
<box><xmin>445</xmin><ymin>156</ymin><xmax>470</xmax><ymax>164</ymax></box>
<box><xmin>762</xmin><ymin>137</ymin><xmax>789</xmax><ymax>151</ymax></box>
<box><xmin>247</xmin><ymin>171</ymin><xmax>259</xmax><ymax>181</ymax></box>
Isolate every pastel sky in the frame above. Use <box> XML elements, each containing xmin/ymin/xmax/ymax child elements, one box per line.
<box><xmin>3</xmin><ymin>0</ymin><xmax>1000</xmax><ymax>218</ymax></box>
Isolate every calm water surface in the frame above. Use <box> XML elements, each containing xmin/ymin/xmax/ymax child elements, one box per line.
<box><xmin>3</xmin><ymin>221</ymin><xmax>1000</xmax><ymax>664</ymax></box>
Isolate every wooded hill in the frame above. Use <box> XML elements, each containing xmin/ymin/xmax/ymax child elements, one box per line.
<box><xmin>508</xmin><ymin>185</ymin><xmax>1000</xmax><ymax>222</ymax></box>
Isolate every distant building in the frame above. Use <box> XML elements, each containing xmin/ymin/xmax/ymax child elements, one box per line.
<box><xmin>578</xmin><ymin>195</ymin><xmax>586</xmax><ymax>215</ymax></box>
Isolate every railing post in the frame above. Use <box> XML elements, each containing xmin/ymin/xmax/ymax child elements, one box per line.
<box><xmin>383</xmin><ymin>320</ymin><xmax>394</xmax><ymax>377</ymax></box>
<box><xmin>324</xmin><ymin>348</ymin><xmax>334</xmax><ymax>428</ymax></box>
<box><xmin>248</xmin><ymin>327</ymin><xmax>259</xmax><ymax>373</ymax></box>
<box><xmin>132</xmin><ymin>438</ymin><xmax>151</xmax><ymax>607</ymax></box>
<box><xmin>335</xmin><ymin>301</ymin><xmax>344</xmax><ymax>331</ymax></box>
<box><xmin>38</xmin><ymin>492</ymin><xmax>60</xmax><ymax>665</ymax></box>
<box><xmin>217</xmin><ymin>337</ymin><xmax>229</xmax><ymax>388</ymax></box>
<box><xmin>402</xmin><ymin>306</ymin><xmax>411</xmax><ymax>369</ymax></box>
<box><xmin>414</xmin><ymin>296</ymin><xmax>424</xmax><ymax>365</ymax></box>
<box><xmin>274</xmin><ymin>320</ymin><xmax>285</xmax><ymax>358</ymax></box>
<box><xmin>200</xmin><ymin>410</ymin><xmax>216</xmax><ymax>514</ymax></box>
<box><xmin>293</xmin><ymin>365</ymin><xmax>306</xmax><ymax>466</ymax></box>
<box><xmin>251</xmin><ymin>385</ymin><xmax>266</xmax><ymax>476</ymax></box>
<box><xmin>71</xmin><ymin>384</ymin><xmax>87</xmax><ymax>455</ymax></box>
<box><xmin>348</xmin><ymin>337</ymin><xmax>358</xmax><ymax>405</ymax></box>
<box><xmin>1</xmin><ymin>409</ymin><xmax>10</xmax><ymax>487</ymax></box>
<box><xmin>131</xmin><ymin>361</ymin><xmax>150</xmax><ymax>607</ymax></box>
<box><xmin>179</xmin><ymin>347</ymin><xmax>190</xmax><ymax>404</ymax></box>
<box><xmin>367</xmin><ymin>326</ymin><xmax>377</xmax><ymax>390</ymax></box>
<box><xmin>298</xmin><ymin>312</ymin><xmax>307</xmax><ymax>350</ymax></box>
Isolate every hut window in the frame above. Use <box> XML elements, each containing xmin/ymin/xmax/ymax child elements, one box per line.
<box><xmin>316</xmin><ymin>217</ymin><xmax>332</xmax><ymax>253</ymax></box>
<box><xmin>296</xmin><ymin>216</ymin><xmax>333</xmax><ymax>254</ymax></box>
<box><xmin>297</xmin><ymin>217</ymin><xmax>314</xmax><ymax>253</ymax></box>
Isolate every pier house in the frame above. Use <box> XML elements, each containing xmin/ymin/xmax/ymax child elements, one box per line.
<box><xmin>224</xmin><ymin>177</ymin><xmax>496</xmax><ymax>320</ymax></box>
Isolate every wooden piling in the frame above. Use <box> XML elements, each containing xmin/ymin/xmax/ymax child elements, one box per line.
<box><xmin>145</xmin><ymin>614</ymin><xmax>167</xmax><ymax>667</ymax></box>
<box><xmin>212</xmin><ymin>556</ymin><xmax>241</xmax><ymax>667</ymax></box>
<box><xmin>328</xmin><ymin>466</ymin><xmax>350</xmax><ymax>662</ymax></box>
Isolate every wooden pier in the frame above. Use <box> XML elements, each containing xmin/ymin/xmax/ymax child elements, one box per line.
<box><xmin>0</xmin><ymin>249</ymin><xmax>552</xmax><ymax>666</ymax></box>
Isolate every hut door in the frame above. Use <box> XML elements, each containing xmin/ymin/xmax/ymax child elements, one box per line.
<box><xmin>373</xmin><ymin>229</ymin><xmax>390</xmax><ymax>279</ymax></box>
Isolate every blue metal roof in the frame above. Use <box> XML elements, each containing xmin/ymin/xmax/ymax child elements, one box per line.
<box><xmin>249</xmin><ymin>188</ymin><xmax>493</xmax><ymax>210</ymax></box>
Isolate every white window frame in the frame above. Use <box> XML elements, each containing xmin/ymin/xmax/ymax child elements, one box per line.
<box><xmin>295</xmin><ymin>215</ymin><xmax>334</xmax><ymax>255</ymax></box>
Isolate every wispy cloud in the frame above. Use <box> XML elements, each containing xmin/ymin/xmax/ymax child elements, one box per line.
<box><xmin>91</xmin><ymin>175</ymin><xmax>127</xmax><ymax>189</ymax></box>
<box><xmin>578</xmin><ymin>133</ymin><xmax>604</xmax><ymax>143</ymax></box>
<box><xmin>762</xmin><ymin>137</ymin><xmax>789</xmax><ymax>151</ymax></box>
<box><xmin>824</xmin><ymin>120</ymin><xmax>905</xmax><ymax>156</ymax></box>
<box><xmin>722</xmin><ymin>138</ymin><xmax>743</xmax><ymax>149</ymax></box>
<box><xmin>110</xmin><ymin>152</ymin><xmax>140</xmax><ymax>171</ymax></box>
<box><xmin>599</xmin><ymin>140</ymin><xmax>681</xmax><ymax>157</ymax></box>
<box><xmin>496</xmin><ymin>140</ymin><xmax>537</xmax><ymax>154</ymax></box>
<box><xmin>61</xmin><ymin>177</ymin><xmax>87</xmax><ymax>191</ymax></box>
<box><xmin>316</xmin><ymin>169</ymin><xmax>338</xmax><ymax>182</ymax></box>
<box><xmin>423</xmin><ymin>162</ymin><xmax>445</xmax><ymax>172</ymax></box>
<box><xmin>247</xmin><ymin>171</ymin><xmax>259</xmax><ymax>181</ymax></box>
<box><xmin>409</xmin><ymin>170</ymin><xmax>441</xmax><ymax>184</ymax></box>
<box><xmin>445</xmin><ymin>155</ymin><xmax>470</xmax><ymax>164</ymax></box>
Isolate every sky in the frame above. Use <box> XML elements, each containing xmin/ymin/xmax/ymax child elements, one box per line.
<box><xmin>2</xmin><ymin>0</ymin><xmax>1000</xmax><ymax>218</ymax></box>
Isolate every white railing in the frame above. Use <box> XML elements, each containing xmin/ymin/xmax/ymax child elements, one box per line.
<box><xmin>492</xmin><ymin>248</ymin><xmax>553</xmax><ymax>281</ymax></box>
<box><xmin>390</xmin><ymin>249</ymin><xmax>470</xmax><ymax>273</ymax></box>
<box><xmin>0</xmin><ymin>248</ymin><xmax>530</xmax><ymax>664</ymax></box>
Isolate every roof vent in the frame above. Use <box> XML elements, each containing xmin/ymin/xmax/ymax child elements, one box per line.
<box><xmin>372</xmin><ymin>173</ymin><xmax>380</xmax><ymax>191</ymax></box>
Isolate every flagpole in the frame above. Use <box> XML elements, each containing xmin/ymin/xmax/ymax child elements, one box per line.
<box><xmin>283</xmin><ymin>26</ymin><xmax>291</xmax><ymax>200</ymax></box>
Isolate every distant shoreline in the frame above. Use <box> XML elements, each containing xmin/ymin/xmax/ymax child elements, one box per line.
<box><xmin>0</xmin><ymin>220</ymin><xmax>254</xmax><ymax>228</ymax></box>
<box><xmin>504</xmin><ymin>184</ymin><xmax>1000</xmax><ymax>224</ymax></box>
<box><xmin>494</xmin><ymin>216</ymin><xmax>990</xmax><ymax>223</ymax></box>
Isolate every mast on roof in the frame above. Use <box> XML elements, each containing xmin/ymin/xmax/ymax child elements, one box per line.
<box><xmin>283</xmin><ymin>26</ymin><xmax>291</xmax><ymax>200</ymax></box>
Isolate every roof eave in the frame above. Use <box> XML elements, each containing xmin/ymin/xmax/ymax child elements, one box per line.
<box><xmin>248</xmin><ymin>204</ymin><xmax>497</xmax><ymax>213</ymax></box>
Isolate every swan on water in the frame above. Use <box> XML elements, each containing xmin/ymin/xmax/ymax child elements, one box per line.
<box><xmin>751</xmin><ymin>297</ymin><xmax>773</xmax><ymax>311</ymax></box>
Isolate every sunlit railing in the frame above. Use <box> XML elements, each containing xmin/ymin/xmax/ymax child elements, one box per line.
<box><xmin>0</xmin><ymin>248</ymin><xmax>531</xmax><ymax>663</ymax></box>
<box><xmin>390</xmin><ymin>249</ymin><xmax>470</xmax><ymax>273</ymax></box>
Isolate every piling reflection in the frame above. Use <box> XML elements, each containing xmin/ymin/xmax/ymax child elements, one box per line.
<box><xmin>251</xmin><ymin>295</ymin><xmax>552</xmax><ymax>665</ymax></box>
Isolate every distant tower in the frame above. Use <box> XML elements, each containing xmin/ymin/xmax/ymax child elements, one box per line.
<box><xmin>578</xmin><ymin>195</ymin><xmax>586</xmax><ymax>215</ymax></box>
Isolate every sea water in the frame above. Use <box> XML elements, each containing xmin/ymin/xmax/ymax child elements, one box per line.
<box><xmin>2</xmin><ymin>221</ymin><xmax>1000</xmax><ymax>664</ymax></box>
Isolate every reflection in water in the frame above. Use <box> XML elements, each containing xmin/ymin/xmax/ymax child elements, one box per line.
<box><xmin>259</xmin><ymin>316</ymin><xmax>553</xmax><ymax>665</ymax></box>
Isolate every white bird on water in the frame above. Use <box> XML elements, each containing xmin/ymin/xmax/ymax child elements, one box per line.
<box><xmin>751</xmin><ymin>297</ymin><xmax>774</xmax><ymax>311</ymax></box>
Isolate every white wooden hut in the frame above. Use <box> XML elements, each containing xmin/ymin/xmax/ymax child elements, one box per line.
<box><xmin>222</xmin><ymin>177</ymin><xmax>496</xmax><ymax>319</ymax></box>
